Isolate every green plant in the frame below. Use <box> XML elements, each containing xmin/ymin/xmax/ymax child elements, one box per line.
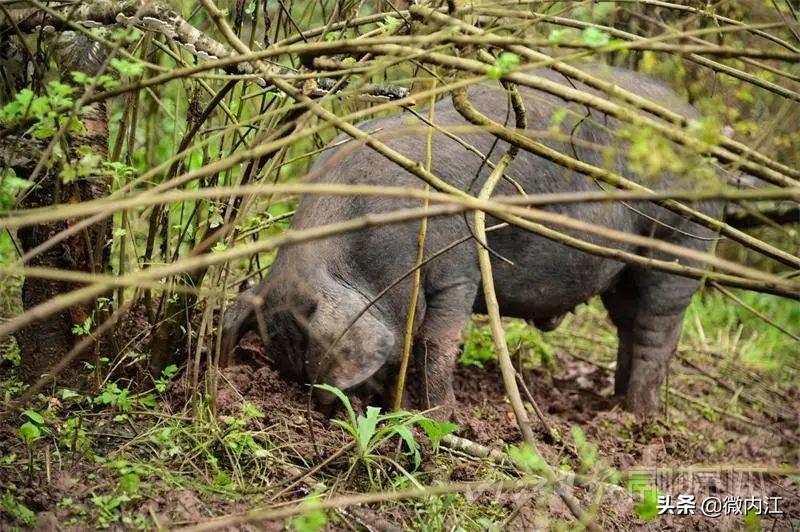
<box><xmin>154</xmin><ymin>364</ymin><xmax>179</xmax><ymax>393</ymax></box>
<box><xmin>18</xmin><ymin>410</ymin><xmax>44</xmax><ymax>478</ymax></box>
<box><xmin>315</xmin><ymin>384</ymin><xmax>458</xmax><ymax>487</ymax></box>
<box><xmin>91</xmin><ymin>493</ymin><xmax>130</xmax><ymax>529</ymax></box>
<box><xmin>71</xmin><ymin>316</ymin><xmax>94</xmax><ymax>336</ymax></box>
<box><xmin>61</xmin><ymin>416</ymin><xmax>92</xmax><ymax>456</ymax></box>
<box><xmin>508</xmin><ymin>444</ymin><xmax>549</xmax><ymax>477</ymax></box>
<box><xmin>288</xmin><ymin>487</ymin><xmax>328</xmax><ymax>532</ymax></box>
<box><xmin>0</xmin><ymin>168</ymin><xmax>33</xmax><ymax>211</ymax></box>
<box><xmin>626</xmin><ymin>474</ymin><xmax>660</xmax><ymax>522</ymax></box>
<box><xmin>220</xmin><ymin>402</ymin><xmax>269</xmax><ymax>459</ymax></box>
<box><xmin>460</xmin><ymin>320</ymin><xmax>555</xmax><ymax>370</ymax></box>
<box><xmin>571</xmin><ymin>426</ymin><xmax>599</xmax><ymax>475</ymax></box>
<box><xmin>94</xmin><ymin>381</ymin><xmax>133</xmax><ymax>418</ymax></box>
<box><xmin>0</xmin><ymin>492</ymin><xmax>36</xmax><ymax>528</ymax></box>
<box><xmin>487</xmin><ymin>52</ymin><xmax>520</xmax><ymax>80</ymax></box>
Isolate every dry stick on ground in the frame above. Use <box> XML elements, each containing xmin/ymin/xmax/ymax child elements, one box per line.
<box><xmin>175</xmin><ymin>478</ymin><xmax>543</xmax><ymax>532</ymax></box>
<box><xmin>667</xmin><ymin>389</ymin><xmax>770</xmax><ymax>430</ymax></box>
<box><xmin>515</xmin><ymin>370</ymin><xmax>559</xmax><ymax>442</ymax></box>
<box><xmin>441</xmin><ymin>434</ymin><xmax>627</xmax><ymax>496</ymax></box>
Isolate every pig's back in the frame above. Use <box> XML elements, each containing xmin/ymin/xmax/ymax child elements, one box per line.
<box><xmin>290</xmin><ymin>66</ymin><xmax>714</xmax><ymax>320</ymax></box>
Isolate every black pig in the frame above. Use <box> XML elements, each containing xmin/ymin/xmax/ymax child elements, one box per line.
<box><xmin>223</xmin><ymin>65</ymin><xmax>717</xmax><ymax>418</ymax></box>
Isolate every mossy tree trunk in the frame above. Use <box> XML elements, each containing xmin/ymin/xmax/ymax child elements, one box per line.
<box><xmin>14</xmin><ymin>34</ymin><xmax>112</xmax><ymax>385</ymax></box>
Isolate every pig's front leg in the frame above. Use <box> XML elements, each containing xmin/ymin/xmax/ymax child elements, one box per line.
<box><xmin>414</xmin><ymin>281</ymin><xmax>477</xmax><ymax>421</ymax></box>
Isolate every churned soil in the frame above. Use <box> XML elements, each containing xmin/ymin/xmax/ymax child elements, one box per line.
<box><xmin>1</xmin><ymin>327</ymin><xmax>798</xmax><ymax>530</ymax></box>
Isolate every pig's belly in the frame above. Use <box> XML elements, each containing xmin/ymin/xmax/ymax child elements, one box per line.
<box><xmin>471</xmin><ymin>243</ymin><xmax>625</xmax><ymax>321</ymax></box>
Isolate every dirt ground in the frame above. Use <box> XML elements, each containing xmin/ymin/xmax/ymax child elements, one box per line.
<box><xmin>1</xmin><ymin>314</ymin><xmax>798</xmax><ymax>531</ymax></box>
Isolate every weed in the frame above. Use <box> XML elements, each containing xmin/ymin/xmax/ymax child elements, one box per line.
<box><xmin>94</xmin><ymin>381</ymin><xmax>134</xmax><ymax>415</ymax></box>
<box><xmin>0</xmin><ymin>491</ymin><xmax>36</xmax><ymax>528</ymax></box>
<box><xmin>460</xmin><ymin>320</ymin><xmax>556</xmax><ymax>370</ymax></box>
<box><xmin>288</xmin><ymin>487</ymin><xmax>328</xmax><ymax>532</ymax></box>
<box><xmin>684</xmin><ymin>291</ymin><xmax>799</xmax><ymax>373</ymax></box>
<box><xmin>154</xmin><ymin>364</ymin><xmax>179</xmax><ymax>393</ymax></box>
<box><xmin>315</xmin><ymin>384</ymin><xmax>457</xmax><ymax>487</ymax></box>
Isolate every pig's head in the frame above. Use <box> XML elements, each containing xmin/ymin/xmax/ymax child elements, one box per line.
<box><xmin>221</xmin><ymin>269</ymin><xmax>397</xmax><ymax>408</ymax></box>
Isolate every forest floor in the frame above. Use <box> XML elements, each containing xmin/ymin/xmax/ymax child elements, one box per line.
<box><xmin>0</xmin><ymin>297</ymin><xmax>798</xmax><ymax>531</ymax></box>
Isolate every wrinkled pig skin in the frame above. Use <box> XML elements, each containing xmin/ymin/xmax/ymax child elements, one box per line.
<box><xmin>223</xmin><ymin>65</ymin><xmax>718</xmax><ymax>419</ymax></box>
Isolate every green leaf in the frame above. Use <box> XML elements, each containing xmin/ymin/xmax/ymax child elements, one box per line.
<box><xmin>1</xmin><ymin>493</ymin><xmax>36</xmax><ymax>527</ymax></box>
<box><xmin>18</xmin><ymin>422</ymin><xmax>41</xmax><ymax>445</ymax></box>
<box><xmin>71</xmin><ymin>71</ymin><xmax>90</xmax><ymax>84</ymax></box>
<box><xmin>290</xmin><ymin>507</ymin><xmax>327</xmax><ymax>532</ymax></box>
<box><xmin>2</xmin><ymin>174</ymin><xmax>34</xmax><ymax>192</ymax></box>
<box><xmin>331</xmin><ymin>418</ymin><xmax>359</xmax><ymax>440</ymax></box>
<box><xmin>743</xmin><ymin>508</ymin><xmax>761</xmax><ymax>531</ymax></box>
<box><xmin>314</xmin><ymin>384</ymin><xmax>356</xmax><ymax>427</ymax></box>
<box><xmin>580</xmin><ymin>27</ymin><xmax>610</xmax><ymax>48</ymax></box>
<box><xmin>392</xmin><ymin>424</ymin><xmax>421</xmax><ymax>467</ymax></box>
<box><xmin>487</xmin><ymin>52</ymin><xmax>520</xmax><ymax>80</ymax></box>
<box><xmin>161</xmin><ymin>364</ymin><xmax>178</xmax><ymax>378</ymax></box>
<box><xmin>22</xmin><ymin>410</ymin><xmax>44</xmax><ymax>424</ymax></box>
<box><xmin>417</xmin><ymin>418</ymin><xmax>459</xmax><ymax>452</ymax></box>
<box><xmin>1</xmin><ymin>89</ymin><xmax>33</xmax><ymax>121</ymax></box>
<box><xmin>60</xmin><ymin>389</ymin><xmax>82</xmax><ymax>401</ymax></box>
<box><xmin>245</xmin><ymin>0</ymin><xmax>257</xmax><ymax>15</ymax></box>
<box><xmin>110</xmin><ymin>58</ymin><xmax>144</xmax><ymax>78</ymax></box>
<box><xmin>550</xmin><ymin>108</ymin><xmax>568</xmax><ymax>127</ymax></box>
<box><xmin>118</xmin><ymin>473</ymin><xmax>140</xmax><ymax>495</ymax></box>
<box><xmin>356</xmin><ymin>406</ymin><xmax>381</xmax><ymax>451</ymax></box>
<box><xmin>47</xmin><ymin>80</ymin><xmax>74</xmax><ymax>100</ymax></box>
<box><xmin>242</xmin><ymin>402</ymin><xmax>265</xmax><ymax>419</ymax></box>
<box><xmin>508</xmin><ymin>444</ymin><xmax>547</xmax><ymax>475</ymax></box>
<box><xmin>634</xmin><ymin>488</ymin><xmax>659</xmax><ymax>522</ymax></box>
<box><xmin>547</xmin><ymin>29</ymin><xmax>570</xmax><ymax>45</ymax></box>
<box><xmin>496</xmin><ymin>52</ymin><xmax>520</xmax><ymax>71</ymax></box>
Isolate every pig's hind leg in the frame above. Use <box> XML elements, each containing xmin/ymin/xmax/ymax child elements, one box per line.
<box><xmin>413</xmin><ymin>281</ymin><xmax>477</xmax><ymax>421</ymax></box>
<box><xmin>602</xmin><ymin>267</ymin><xmax>698</xmax><ymax>417</ymax></box>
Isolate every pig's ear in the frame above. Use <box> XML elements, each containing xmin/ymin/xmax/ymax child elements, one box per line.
<box><xmin>308</xmin><ymin>308</ymin><xmax>396</xmax><ymax>392</ymax></box>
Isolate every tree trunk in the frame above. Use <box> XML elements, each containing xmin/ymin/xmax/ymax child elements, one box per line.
<box><xmin>15</xmin><ymin>34</ymin><xmax>112</xmax><ymax>385</ymax></box>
